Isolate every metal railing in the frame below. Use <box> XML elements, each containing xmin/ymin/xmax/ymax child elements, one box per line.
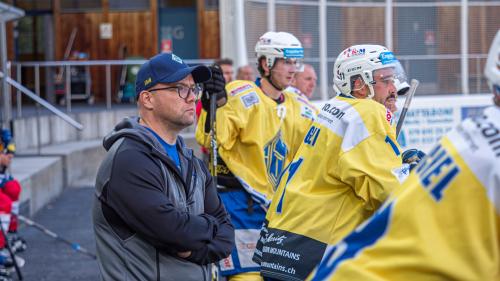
<box><xmin>0</xmin><ymin>70</ymin><xmax>84</xmax><ymax>154</ymax></box>
<box><xmin>12</xmin><ymin>59</ymin><xmax>215</xmax><ymax>116</ymax></box>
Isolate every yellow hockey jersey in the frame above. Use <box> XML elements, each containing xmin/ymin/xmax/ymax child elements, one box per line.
<box><xmin>310</xmin><ymin>106</ymin><xmax>500</xmax><ymax>281</ymax></box>
<box><xmin>255</xmin><ymin>95</ymin><xmax>408</xmax><ymax>281</ymax></box>
<box><xmin>196</xmin><ymin>80</ymin><xmax>316</xmax><ymax>205</ymax></box>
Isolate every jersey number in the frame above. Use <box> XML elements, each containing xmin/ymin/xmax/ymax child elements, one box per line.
<box><xmin>276</xmin><ymin>158</ymin><xmax>303</xmax><ymax>214</ymax></box>
<box><xmin>385</xmin><ymin>136</ymin><xmax>400</xmax><ymax>156</ymax></box>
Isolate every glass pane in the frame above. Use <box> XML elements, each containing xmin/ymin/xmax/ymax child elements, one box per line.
<box><xmin>15</xmin><ymin>0</ymin><xmax>52</xmax><ymax>10</ymax></box>
<box><xmin>159</xmin><ymin>0</ymin><xmax>196</xmax><ymax>8</ymax></box>
<box><xmin>109</xmin><ymin>0</ymin><xmax>150</xmax><ymax>11</ymax></box>
<box><xmin>61</xmin><ymin>0</ymin><xmax>101</xmax><ymax>12</ymax></box>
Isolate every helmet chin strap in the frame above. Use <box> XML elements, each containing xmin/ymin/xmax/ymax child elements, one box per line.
<box><xmin>366</xmin><ymin>84</ymin><xmax>375</xmax><ymax>99</ymax></box>
<box><xmin>265</xmin><ymin>74</ymin><xmax>286</xmax><ymax>91</ymax></box>
<box><xmin>264</xmin><ymin>68</ymin><xmax>286</xmax><ymax>91</ymax></box>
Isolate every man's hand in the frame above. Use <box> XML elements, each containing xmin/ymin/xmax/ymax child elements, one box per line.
<box><xmin>177</xmin><ymin>251</ymin><xmax>192</xmax><ymax>258</ymax></box>
<box><xmin>201</xmin><ymin>65</ymin><xmax>227</xmax><ymax>112</ymax></box>
<box><xmin>402</xmin><ymin>149</ymin><xmax>426</xmax><ymax>172</ymax></box>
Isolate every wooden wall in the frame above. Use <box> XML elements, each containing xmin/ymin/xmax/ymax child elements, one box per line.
<box><xmin>197</xmin><ymin>0</ymin><xmax>220</xmax><ymax>59</ymax></box>
<box><xmin>52</xmin><ymin>0</ymin><xmax>158</xmax><ymax>101</ymax></box>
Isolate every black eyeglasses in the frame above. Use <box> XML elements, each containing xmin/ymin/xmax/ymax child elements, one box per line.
<box><xmin>149</xmin><ymin>84</ymin><xmax>203</xmax><ymax>100</ymax></box>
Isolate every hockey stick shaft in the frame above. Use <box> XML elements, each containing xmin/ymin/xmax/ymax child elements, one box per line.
<box><xmin>396</xmin><ymin>79</ymin><xmax>419</xmax><ymax>138</ymax></box>
<box><xmin>18</xmin><ymin>215</ymin><xmax>96</xmax><ymax>259</ymax></box>
<box><xmin>209</xmin><ymin>94</ymin><xmax>218</xmax><ymax>181</ymax></box>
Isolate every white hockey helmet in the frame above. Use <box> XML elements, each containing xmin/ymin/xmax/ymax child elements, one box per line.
<box><xmin>255</xmin><ymin>31</ymin><xmax>304</xmax><ymax>72</ymax></box>
<box><xmin>485</xmin><ymin>30</ymin><xmax>500</xmax><ymax>97</ymax></box>
<box><xmin>333</xmin><ymin>44</ymin><xmax>407</xmax><ymax>99</ymax></box>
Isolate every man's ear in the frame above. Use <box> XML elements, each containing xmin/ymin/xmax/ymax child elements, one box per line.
<box><xmin>260</xmin><ymin>58</ymin><xmax>270</xmax><ymax>76</ymax></box>
<box><xmin>139</xmin><ymin>91</ymin><xmax>154</xmax><ymax>110</ymax></box>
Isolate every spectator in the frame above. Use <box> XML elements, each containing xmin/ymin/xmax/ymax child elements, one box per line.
<box><xmin>93</xmin><ymin>52</ymin><xmax>234</xmax><ymax>281</ymax></box>
<box><xmin>290</xmin><ymin>63</ymin><xmax>317</xmax><ymax>99</ymax></box>
<box><xmin>236</xmin><ymin>65</ymin><xmax>256</xmax><ymax>81</ymax></box>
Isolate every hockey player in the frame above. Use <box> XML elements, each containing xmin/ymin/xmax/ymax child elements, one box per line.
<box><xmin>254</xmin><ymin>45</ymin><xmax>410</xmax><ymax>281</ymax></box>
<box><xmin>308</xmin><ymin>30</ymin><xmax>500</xmax><ymax>281</ymax></box>
<box><xmin>0</xmin><ymin>129</ymin><xmax>26</xmax><ymax>280</ymax></box>
<box><xmin>196</xmin><ymin>31</ymin><xmax>316</xmax><ymax>281</ymax></box>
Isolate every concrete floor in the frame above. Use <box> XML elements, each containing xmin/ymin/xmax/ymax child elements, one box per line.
<box><xmin>17</xmin><ymin>187</ymin><xmax>100</xmax><ymax>281</ymax></box>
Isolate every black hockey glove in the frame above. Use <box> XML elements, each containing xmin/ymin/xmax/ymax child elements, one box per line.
<box><xmin>201</xmin><ymin>65</ymin><xmax>227</xmax><ymax>112</ymax></box>
<box><xmin>402</xmin><ymin>148</ymin><xmax>426</xmax><ymax>172</ymax></box>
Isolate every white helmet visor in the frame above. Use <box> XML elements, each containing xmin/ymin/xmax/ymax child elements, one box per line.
<box><xmin>370</xmin><ymin>52</ymin><xmax>407</xmax><ymax>89</ymax></box>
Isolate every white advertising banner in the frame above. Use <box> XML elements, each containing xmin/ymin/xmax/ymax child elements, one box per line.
<box><xmin>395</xmin><ymin>94</ymin><xmax>492</xmax><ymax>152</ymax></box>
<box><xmin>313</xmin><ymin>94</ymin><xmax>493</xmax><ymax>153</ymax></box>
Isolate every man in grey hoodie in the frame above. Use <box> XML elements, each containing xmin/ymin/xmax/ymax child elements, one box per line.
<box><xmin>93</xmin><ymin>52</ymin><xmax>234</xmax><ymax>281</ymax></box>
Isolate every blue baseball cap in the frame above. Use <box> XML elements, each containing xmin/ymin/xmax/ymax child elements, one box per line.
<box><xmin>135</xmin><ymin>53</ymin><xmax>211</xmax><ymax>97</ymax></box>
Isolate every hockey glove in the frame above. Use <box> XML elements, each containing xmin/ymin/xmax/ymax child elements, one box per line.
<box><xmin>201</xmin><ymin>65</ymin><xmax>227</xmax><ymax>112</ymax></box>
<box><xmin>402</xmin><ymin>148</ymin><xmax>426</xmax><ymax>172</ymax></box>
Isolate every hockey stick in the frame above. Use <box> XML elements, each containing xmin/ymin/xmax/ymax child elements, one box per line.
<box><xmin>18</xmin><ymin>215</ymin><xmax>96</xmax><ymax>259</ymax></box>
<box><xmin>0</xmin><ymin>221</ymin><xmax>22</xmax><ymax>280</ymax></box>
<box><xmin>396</xmin><ymin>79</ymin><xmax>419</xmax><ymax>138</ymax></box>
<box><xmin>209</xmin><ymin>91</ymin><xmax>218</xmax><ymax>182</ymax></box>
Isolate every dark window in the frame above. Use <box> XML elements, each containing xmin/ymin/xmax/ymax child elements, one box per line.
<box><xmin>61</xmin><ymin>0</ymin><xmax>101</xmax><ymax>12</ymax></box>
<box><xmin>109</xmin><ymin>0</ymin><xmax>150</xmax><ymax>11</ymax></box>
<box><xmin>205</xmin><ymin>0</ymin><xmax>219</xmax><ymax>10</ymax></box>
<box><xmin>14</xmin><ymin>0</ymin><xmax>52</xmax><ymax>10</ymax></box>
<box><xmin>159</xmin><ymin>0</ymin><xmax>196</xmax><ymax>8</ymax></box>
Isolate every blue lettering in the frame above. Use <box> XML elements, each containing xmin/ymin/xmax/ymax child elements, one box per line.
<box><xmin>417</xmin><ymin>144</ymin><xmax>460</xmax><ymax>201</ymax></box>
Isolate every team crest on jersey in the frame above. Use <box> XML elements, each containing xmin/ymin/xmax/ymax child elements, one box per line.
<box><xmin>241</xmin><ymin>92</ymin><xmax>260</xmax><ymax>108</ymax></box>
<box><xmin>264</xmin><ymin>131</ymin><xmax>288</xmax><ymax>189</ymax></box>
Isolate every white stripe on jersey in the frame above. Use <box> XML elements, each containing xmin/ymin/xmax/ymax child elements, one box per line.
<box><xmin>237</xmin><ymin>176</ymin><xmax>271</xmax><ymax>207</ymax></box>
<box><xmin>316</xmin><ymin>98</ymin><xmax>371</xmax><ymax>152</ymax></box>
<box><xmin>448</xmin><ymin>106</ymin><xmax>500</xmax><ymax>213</ymax></box>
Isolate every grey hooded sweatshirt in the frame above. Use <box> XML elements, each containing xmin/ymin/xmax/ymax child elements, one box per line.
<box><xmin>92</xmin><ymin>117</ymin><xmax>234</xmax><ymax>281</ymax></box>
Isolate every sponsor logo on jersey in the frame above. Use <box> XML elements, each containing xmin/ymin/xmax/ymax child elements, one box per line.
<box><xmin>220</xmin><ymin>256</ymin><xmax>235</xmax><ymax>271</ymax></box>
<box><xmin>230</xmin><ymin>84</ymin><xmax>253</xmax><ymax>96</ymax></box>
<box><xmin>386</xmin><ymin>109</ymin><xmax>394</xmax><ymax>125</ymax></box>
<box><xmin>240</xmin><ymin>92</ymin><xmax>260</xmax><ymax>108</ymax></box>
<box><xmin>321</xmin><ymin>103</ymin><xmax>345</xmax><ymax>120</ymax></box>
<box><xmin>264</xmin><ymin>131</ymin><xmax>288</xmax><ymax>189</ymax></box>
<box><xmin>471</xmin><ymin>113</ymin><xmax>500</xmax><ymax>157</ymax></box>
<box><xmin>391</xmin><ymin>164</ymin><xmax>410</xmax><ymax>183</ymax></box>
<box><xmin>301</xmin><ymin>105</ymin><xmax>315</xmax><ymax>120</ymax></box>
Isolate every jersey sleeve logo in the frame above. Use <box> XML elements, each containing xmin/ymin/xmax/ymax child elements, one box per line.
<box><xmin>230</xmin><ymin>84</ymin><xmax>253</xmax><ymax>96</ymax></box>
<box><xmin>264</xmin><ymin>131</ymin><xmax>288</xmax><ymax>189</ymax></box>
<box><xmin>301</xmin><ymin>105</ymin><xmax>316</xmax><ymax>120</ymax></box>
<box><xmin>240</xmin><ymin>92</ymin><xmax>260</xmax><ymax>108</ymax></box>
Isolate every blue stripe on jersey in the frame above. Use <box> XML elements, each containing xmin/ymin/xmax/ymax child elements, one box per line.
<box><xmin>311</xmin><ymin>202</ymin><xmax>394</xmax><ymax>281</ymax></box>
